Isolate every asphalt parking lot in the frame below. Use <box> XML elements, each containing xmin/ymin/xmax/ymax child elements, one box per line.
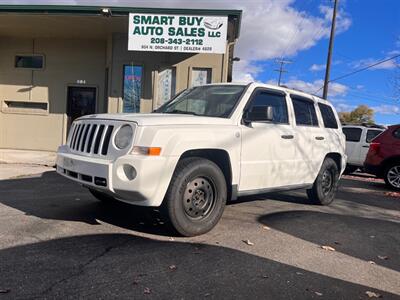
<box><xmin>0</xmin><ymin>168</ymin><xmax>399</xmax><ymax>299</ymax></box>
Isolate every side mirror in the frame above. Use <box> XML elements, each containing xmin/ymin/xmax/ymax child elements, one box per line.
<box><xmin>243</xmin><ymin>106</ymin><xmax>274</xmax><ymax>123</ymax></box>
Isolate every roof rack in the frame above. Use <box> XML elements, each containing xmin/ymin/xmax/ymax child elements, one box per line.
<box><xmin>342</xmin><ymin>123</ymin><xmax>387</xmax><ymax>129</ymax></box>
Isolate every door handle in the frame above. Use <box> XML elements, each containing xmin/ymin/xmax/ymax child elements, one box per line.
<box><xmin>281</xmin><ymin>134</ymin><xmax>294</xmax><ymax>139</ymax></box>
<box><xmin>362</xmin><ymin>145</ymin><xmax>370</xmax><ymax>148</ymax></box>
<box><xmin>315</xmin><ymin>136</ymin><xmax>325</xmax><ymax>140</ymax></box>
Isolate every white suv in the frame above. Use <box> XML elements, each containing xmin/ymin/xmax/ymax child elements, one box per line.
<box><xmin>342</xmin><ymin>125</ymin><xmax>385</xmax><ymax>173</ymax></box>
<box><xmin>56</xmin><ymin>83</ymin><xmax>346</xmax><ymax>236</ymax></box>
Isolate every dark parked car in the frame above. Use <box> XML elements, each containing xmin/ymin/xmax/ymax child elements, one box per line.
<box><xmin>364</xmin><ymin>124</ymin><xmax>400</xmax><ymax>190</ymax></box>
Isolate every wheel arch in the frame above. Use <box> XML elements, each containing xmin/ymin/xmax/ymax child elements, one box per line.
<box><xmin>382</xmin><ymin>155</ymin><xmax>400</xmax><ymax>169</ymax></box>
<box><xmin>325</xmin><ymin>152</ymin><xmax>343</xmax><ymax>172</ymax></box>
<box><xmin>179</xmin><ymin>148</ymin><xmax>233</xmax><ymax>200</ymax></box>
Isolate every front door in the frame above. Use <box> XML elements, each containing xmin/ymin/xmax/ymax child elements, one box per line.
<box><xmin>66</xmin><ymin>86</ymin><xmax>96</xmax><ymax>132</ymax></box>
<box><xmin>240</xmin><ymin>88</ymin><xmax>297</xmax><ymax>191</ymax></box>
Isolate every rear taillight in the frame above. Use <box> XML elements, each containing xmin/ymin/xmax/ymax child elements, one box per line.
<box><xmin>370</xmin><ymin>142</ymin><xmax>380</xmax><ymax>153</ymax></box>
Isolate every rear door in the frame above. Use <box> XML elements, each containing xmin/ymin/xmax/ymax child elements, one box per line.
<box><xmin>342</xmin><ymin>127</ymin><xmax>363</xmax><ymax>166</ymax></box>
<box><xmin>290</xmin><ymin>95</ymin><xmax>323</xmax><ymax>184</ymax></box>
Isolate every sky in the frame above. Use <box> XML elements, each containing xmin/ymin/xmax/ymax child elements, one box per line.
<box><xmin>1</xmin><ymin>0</ymin><xmax>399</xmax><ymax>124</ymax></box>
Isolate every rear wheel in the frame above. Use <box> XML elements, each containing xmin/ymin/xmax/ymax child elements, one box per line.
<box><xmin>162</xmin><ymin>157</ymin><xmax>227</xmax><ymax>237</ymax></box>
<box><xmin>307</xmin><ymin>157</ymin><xmax>339</xmax><ymax>205</ymax></box>
<box><xmin>384</xmin><ymin>162</ymin><xmax>400</xmax><ymax>190</ymax></box>
<box><xmin>89</xmin><ymin>188</ymin><xmax>116</xmax><ymax>203</ymax></box>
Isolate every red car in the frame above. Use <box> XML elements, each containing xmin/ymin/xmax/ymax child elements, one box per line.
<box><xmin>364</xmin><ymin>124</ymin><xmax>400</xmax><ymax>190</ymax></box>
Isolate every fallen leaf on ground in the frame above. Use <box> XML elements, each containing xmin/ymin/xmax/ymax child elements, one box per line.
<box><xmin>384</xmin><ymin>191</ymin><xmax>400</xmax><ymax>198</ymax></box>
<box><xmin>143</xmin><ymin>287</ymin><xmax>151</xmax><ymax>295</ymax></box>
<box><xmin>296</xmin><ymin>272</ymin><xmax>304</xmax><ymax>275</ymax></box>
<box><xmin>370</xmin><ymin>235</ymin><xmax>375</xmax><ymax>239</ymax></box>
<box><xmin>243</xmin><ymin>239</ymin><xmax>254</xmax><ymax>246</ymax></box>
<box><xmin>321</xmin><ymin>245</ymin><xmax>335</xmax><ymax>251</ymax></box>
<box><xmin>365</xmin><ymin>291</ymin><xmax>382</xmax><ymax>298</ymax></box>
<box><xmin>377</xmin><ymin>255</ymin><xmax>388</xmax><ymax>260</ymax></box>
<box><xmin>133</xmin><ymin>279</ymin><xmax>139</xmax><ymax>285</ymax></box>
<box><xmin>169</xmin><ymin>265</ymin><xmax>177</xmax><ymax>271</ymax></box>
<box><xmin>368</xmin><ymin>261</ymin><xmax>376</xmax><ymax>265</ymax></box>
<box><xmin>0</xmin><ymin>289</ymin><xmax>10</xmax><ymax>294</ymax></box>
<box><xmin>315</xmin><ymin>292</ymin><xmax>323</xmax><ymax>296</ymax></box>
<box><xmin>262</xmin><ymin>225</ymin><xmax>271</xmax><ymax>230</ymax></box>
<box><xmin>262</xmin><ymin>275</ymin><xmax>269</xmax><ymax>278</ymax></box>
<box><xmin>204</xmin><ymin>293</ymin><xmax>211</xmax><ymax>297</ymax></box>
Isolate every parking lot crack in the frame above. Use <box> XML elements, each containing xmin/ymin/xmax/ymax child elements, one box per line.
<box><xmin>36</xmin><ymin>238</ymin><xmax>130</xmax><ymax>298</ymax></box>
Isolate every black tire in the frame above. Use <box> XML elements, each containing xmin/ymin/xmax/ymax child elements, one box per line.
<box><xmin>89</xmin><ymin>188</ymin><xmax>116</xmax><ymax>203</ymax></box>
<box><xmin>343</xmin><ymin>165</ymin><xmax>358</xmax><ymax>175</ymax></box>
<box><xmin>383</xmin><ymin>162</ymin><xmax>400</xmax><ymax>190</ymax></box>
<box><xmin>307</xmin><ymin>157</ymin><xmax>339</xmax><ymax>205</ymax></box>
<box><xmin>162</xmin><ymin>157</ymin><xmax>227</xmax><ymax>237</ymax></box>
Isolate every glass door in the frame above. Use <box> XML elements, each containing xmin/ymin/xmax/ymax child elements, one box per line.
<box><xmin>123</xmin><ymin>65</ymin><xmax>143</xmax><ymax>113</ymax></box>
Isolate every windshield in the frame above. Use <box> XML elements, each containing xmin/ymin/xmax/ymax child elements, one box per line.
<box><xmin>155</xmin><ymin>85</ymin><xmax>246</xmax><ymax>118</ymax></box>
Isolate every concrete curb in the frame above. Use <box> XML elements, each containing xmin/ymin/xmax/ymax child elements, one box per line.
<box><xmin>0</xmin><ymin>149</ymin><xmax>56</xmax><ymax>167</ymax></box>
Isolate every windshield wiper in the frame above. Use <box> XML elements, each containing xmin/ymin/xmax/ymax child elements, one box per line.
<box><xmin>164</xmin><ymin>109</ymin><xmax>200</xmax><ymax>116</ymax></box>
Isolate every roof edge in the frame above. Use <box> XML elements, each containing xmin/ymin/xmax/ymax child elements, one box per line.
<box><xmin>0</xmin><ymin>4</ymin><xmax>242</xmax><ymax>16</ymax></box>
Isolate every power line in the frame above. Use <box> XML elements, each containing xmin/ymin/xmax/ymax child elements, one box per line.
<box><xmin>315</xmin><ymin>53</ymin><xmax>400</xmax><ymax>93</ymax></box>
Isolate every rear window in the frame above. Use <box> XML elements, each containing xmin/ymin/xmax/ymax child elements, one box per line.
<box><xmin>318</xmin><ymin>103</ymin><xmax>338</xmax><ymax>129</ymax></box>
<box><xmin>342</xmin><ymin>127</ymin><xmax>362</xmax><ymax>142</ymax></box>
<box><xmin>291</xmin><ymin>96</ymin><xmax>319</xmax><ymax>126</ymax></box>
<box><xmin>366</xmin><ymin>129</ymin><xmax>383</xmax><ymax>143</ymax></box>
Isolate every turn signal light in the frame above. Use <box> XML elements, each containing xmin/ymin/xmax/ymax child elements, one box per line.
<box><xmin>131</xmin><ymin>146</ymin><xmax>162</xmax><ymax>156</ymax></box>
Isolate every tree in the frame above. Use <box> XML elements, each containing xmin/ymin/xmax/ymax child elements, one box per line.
<box><xmin>339</xmin><ymin>105</ymin><xmax>375</xmax><ymax>124</ymax></box>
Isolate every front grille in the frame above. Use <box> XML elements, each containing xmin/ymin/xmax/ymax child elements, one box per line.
<box><xmin>67</xmin><ymin>120</ymin><xmax>134</xmax><ymax>157</ymax></box>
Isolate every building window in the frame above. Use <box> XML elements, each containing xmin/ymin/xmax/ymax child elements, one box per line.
<box><xmin>156</xmin><ymin>67</ymin><xmax>176</xmax><ymax>109</ymax></box>
<box><xmin>191</xmin><ymin>68</ymin><xmax>212</xmax><ymax>87</ymax></box>
<box><xmin>123</xmin><ymin>65</ymin><xmax>143</xmax><ymax>113</ymax></box>
<box><xmin>15</xmin><ymin>55</ymin><xmax>44</xmax><ymax>69</ymax></box>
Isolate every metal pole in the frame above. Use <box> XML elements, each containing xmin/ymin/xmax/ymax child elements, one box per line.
<box><xmin>322</xmin><ymin>0</ymin><xmax>338</xmax><ymax>99</ymax></box>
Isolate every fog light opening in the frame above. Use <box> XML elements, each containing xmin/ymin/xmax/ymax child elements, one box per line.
<box><xmin>117</xmin><ymin>164</ymin><xmax>137</xmax><ymax>181</ymax></box>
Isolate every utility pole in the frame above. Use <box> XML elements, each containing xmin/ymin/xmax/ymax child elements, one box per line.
<box><xmin>274</xmin><ymin>59</ymin><xmax>292</xmax><ymax>86</ymax></box>
<box><xmin>322</xmin><ymin>0</ymin><xmax>339</xmax><ymax>99</ymax></box>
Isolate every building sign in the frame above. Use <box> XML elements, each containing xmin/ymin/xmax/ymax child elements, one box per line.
<box><xmin>128</xmin><ymin>13</ymin><xmax>228</xmax><ymax>54</ymax></box>
<box><xmin>123</xmin><ymin>65</ymin><xmax>142</xmax><ymax>113</ymax></box>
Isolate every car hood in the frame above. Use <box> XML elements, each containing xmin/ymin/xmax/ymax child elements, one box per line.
<box><xmin>78</xmin><ymin>113</ymin><xmax>234</xmax><ymax>126</ymax></box>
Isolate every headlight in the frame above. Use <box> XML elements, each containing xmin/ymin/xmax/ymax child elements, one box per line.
<box><xmin>114</xmin><ymin>125</ymin><xmax>133</xmax><ymax>149</ymax></box>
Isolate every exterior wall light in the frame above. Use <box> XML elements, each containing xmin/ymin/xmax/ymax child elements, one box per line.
<box><xmin>101</xmin><ymin>8</ymin><xmax>112</xmax><ymax>17</ymax></box>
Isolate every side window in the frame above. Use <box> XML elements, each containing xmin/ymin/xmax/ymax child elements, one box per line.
<box><xmin>393</xmin><ymin>128</ymin><xmax>400</xmax><ymax>139</ymax></box>
<box><xmin>291</xmin><ymin>96</ymin><xmax>319</xmax><ymax>126</ymax></box>
<box><xmin>318</xmin><ymin>103</ymin><xmax>338</xmax><ymax>129</ymax></box>
<box><xmin>366</xmin><ymin>129</ymin><xmax>383</xmax><ymax>143</ymax></box>
<box><xmin>342</xmin><ymin>128</ymin><xmax>362</xmax><ymax>142</ymax></box>
<box><xmin>247</xmin><ymin>90</ymin><xmax>288</xmax><ymax>123</ymax></box>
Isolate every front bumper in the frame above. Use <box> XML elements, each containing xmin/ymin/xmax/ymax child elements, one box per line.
<box><xmin>56</xmin><ymin>146</ymin><xmax>178</xmax><ymax>207</ymax></box>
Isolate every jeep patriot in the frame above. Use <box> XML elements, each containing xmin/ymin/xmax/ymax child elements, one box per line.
<box><xmin>57</xmin><ymin>83</ymin><xmax>346</xmax><ymax>236</ymax></box>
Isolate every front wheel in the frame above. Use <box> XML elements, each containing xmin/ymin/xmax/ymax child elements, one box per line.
<box><xmin>307</xmin><ymin>157</ymin><xmax>339</xmax><ymax>205</ymax></box>
<box><xmin>162</xmin><ymin>157</ymin><xmax>227</xmax><ymax>237</ymax></box>
<box><xmin>384</xmin><ymin>162</ymin><xmax>400</xmax><ymax>190</ymax></box>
